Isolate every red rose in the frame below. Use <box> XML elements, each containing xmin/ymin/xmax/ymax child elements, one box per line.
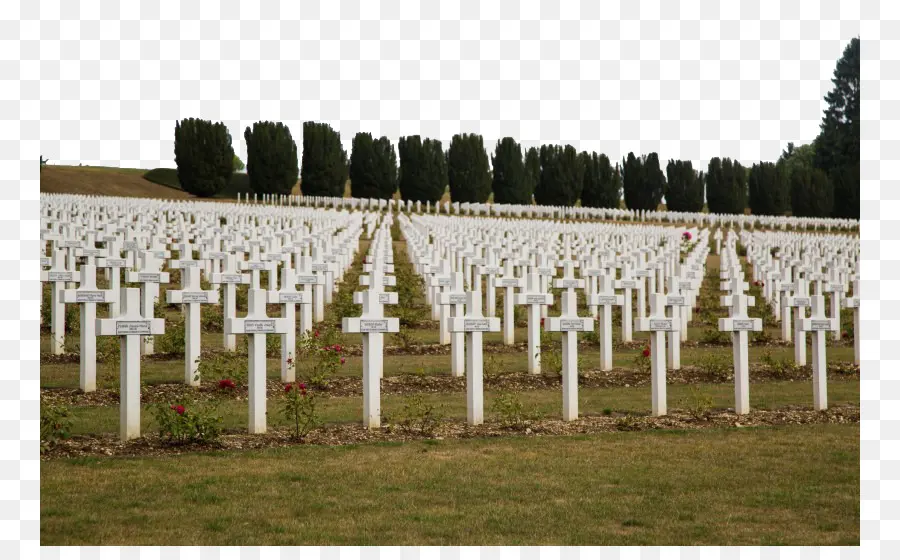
<box><xmin>301</xmin><ymin>388</ymin><xmax>307</xmax><ymax>396</ymax></box>
<box><xmin>540</xmin><ymin>318</ymin><xmax>545</xmax><ymax>327</ymax></box>
<box><xmin>286</xmin><ymin>357</ymin><xmax>293</xmax><ymax>366</ymax></box>
<box><xmin>218</xmin><ymin>379</ymin><xmax>235</xmax><ymax>389</ymax></box>
<box><xmin>642</xmin><ymin>348</ymin><xmax>650</xmax><ymax>358</ymax></box>
<box><xmin>298</xmin><ymin>383</ymin><xmax>307</xmax><ymax>390</ymax></box>
<box><xmin>842</xmin><ymin>331</ymin><xmax>849</xmax><ymax>337</ymax></box>
<box><xmin>314</xmin><ymin>330</ymin><xmax>320</xmax><ymax>338</ymax></box>
<box><xmin>284</xmin><ymin>383</ymin><xmax>293</xmax><ymax>392</ymax></box>
<box><xmin>334</xmin><ymin>344</ymin><xmax>342</xmax><ymax>352</ymax></box>
<box><xmin>340</xmin><ymin>357</ymin><xmax>346</xmax><ymax>365</ymax></box>
<box><xmin>172</xmin><ymin>405</ymin><xmax>185</xmax><ymax>415</ymax></box>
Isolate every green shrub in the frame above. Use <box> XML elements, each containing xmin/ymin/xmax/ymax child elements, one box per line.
<box><xmin>280</xmin><ymin>382</ymin><xmax>321</xmax><ymax>441</ymax></box>
<box><xmin>491</xmin><ymin>392</ymin><xmax>535</xmax><ymax>429</ymax></box>
<box><xmin>152</xmin><ymin>401</ymin><xmax>223</xmax><ymax>445</ymax></box>
<box><xmin>398</xmin><ymin>395</ymin><xmax>444</xmax><ymax>437</ymax></box>
<box><xmin>41</xmin><ymin>405</ymin><xmax>74</xmax><ymax>451</ymax></box>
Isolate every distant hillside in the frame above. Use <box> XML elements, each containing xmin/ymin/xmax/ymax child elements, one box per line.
<box><xmin>40</xmin><ymin>165</ymin><xmax>195</xmax><ymax>200</ymax></box>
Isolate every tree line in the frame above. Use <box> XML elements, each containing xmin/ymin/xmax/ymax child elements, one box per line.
<box><xmin>172</xmin><ymin>38</ymin><xmax>858</xmax><ymax>219</ymax></box>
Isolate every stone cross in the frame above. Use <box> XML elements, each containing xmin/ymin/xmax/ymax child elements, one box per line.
<box><xmin>798</xmin><ymin>295</ymin><xmax>839</xmax><ymax>410</ymax></box>
<box><xmin>545</xmin><ymin>291</ymin><xmax>594</xmax><ymax>421</ymax></box>
<box><xmin>587</xmin><ymin>274</ymin><xmax>623</xmax><ymax>371</ymax></box>
<box><xmin>428</xmin><ymin>260</ymin><xmax>452</xmax><ymax>322</ymax></box>
<box><xmin>61</xmin><ymin>264</ymin><xmax>118</xmax><ymax>392</ymax></box>
<box><xmin>40</xmin><ymin>249</ymin><xmax>76</xmax><ymax>354</ymax></box>
<box><xmin>718</xmin><ymin>293</ymin><xmax>763</xmax><ymax>415</ymax></box>
<box><xmin>843</xmin><ymin>278</ymin><xmax>860</xmax><ymax>365</ymax></box>
<box><xmin>125</xmin><ymin>253</ymin><xmax>170</xmax><ymax>355</ymax></box>
<box><xmin>448</xmin><ymin>291</ymin><xmax>501</xmax><ymax>425</ymax></box>
<box><xmin>295</xmin><ymin>256</ymin><xmax>324</xmax><ymax>334</ymax></box>
<box><xmin>664</xmin><ymin>276</ymin><xmax>691</xmax><ymax>371</ymax></box>
<box><xmin>96</xmin><ymin>287</ymin><xmax>164</xmax><ymax>441</ymax></box>
<box><xmin>496</xmin><ymin>261</ymin><xmax>523</xmax><ymax>345</ymax></box>
<box><xmin>438</xmin><ymin>271</ymin><xmax>468</xmax><ymax>375</ymax></box>
<box><xmin>785</xmin><ymin>278</ymin><xmax>812</xmax><ymax>366</ymax></box>
<box><xmin>778</xmin><ymin>268</ymin><xmax>796</xmax><ymax>342</ymax></box>
<box><xmin>165</xmin><ymin>266</ymin><xmax>220</xmax><ymax>386</ymax></box>
<box><xmin>635</xmin><ymin>294</ymin><xmax>679</xmax><ymax>416</ymax></box>
<box><xmin>210</xmin><ymin>253</ymin><xmax>251</xmax><ymax>352</ymax></box>
<box><xmin>267</xmin><ymin>266</ymin><xmax>311</xmax><ymax>382</ymax></box>
<box><xmin>615</xmin><ymin>264</ymin><xmax>643</xmax><ymax>343</ymax></box>
<box><xmin>825</xmin><ymin>270</ymin><xmax>846</xmax><ymax>341</ymax></box>
<box><xmin>225</xmin><ymin>289</ymin><xmax>291</xmax><ymax>433</ymax></box>
<box><xmin>96</xmin><ymin>254</ymin><xmax>128</xmax><ymax>318</ymax></box>
<box><xmin>515</xmin><ymin>272</ymin><xmax>553</xmax><ymax>374</ymax></box>
<box><xmin>342</xmin><ymin>289</ymin><xmax>400</xmax><ymax>429</ymax></box>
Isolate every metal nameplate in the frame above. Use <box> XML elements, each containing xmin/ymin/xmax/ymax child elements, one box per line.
<box><xmin>619</xmin><ymin>281</ymin><xmax>637</xmax><ymax>289</ymax></box>
<box><xmin>810</xmin><ymin>320</ymin><xmax>833</xmax><ymax>331</ymax></box>
<box><xmin>296</xmin><ymin>275</ymin><xmax>319</xmax><ymax>284</ymax></box>
<box><xmin>279</xmin><ymin>293</ymin><xmax>305</xmax><ymax>303</ymax></box>
<box><xmin>792</xmin><ymin>298</ymin><xmax>810</xmax><ymax>307</ymax></box>
<box><xmin>104</xmin><ymin>259</ymin><xmax>127</xmax><ymax>267</ymax></box>
<box><xmin>247</xmin><ymin>262</ymin><xmax>267</xmax><ymax>270</ymax></box>
<box><xmin>116</xmin><ymin>321</ymin><xmax>151</xmax><ymax>335</ymax></box>
<box><xmin>526</xmin><ymin>295</ymin><xmax>547</xmax><ymax>304</ymax></box>
<box><xmin>732</xmin><ymin>319</ymin><xmax>755</xmax><ymax>331</ymax></box>
<box><xmin>48</xmin><ymin>271</ymin><xmax>73</xmax><ymax>282</ymax></box>
<box><xmin>448</xmin><ymin>295</ymin><xmax>467</xmax><ymax>304</ymax></box>
<box><xmin>359</xmin><ymin>319</ymin><xmax>390</xmax><ymax>332</ymax></box>
<box><xmin>666</xmin><ymin>296</ymin><xmax>685</xmax><ymax>306</ymax></box>
<box><xmin>219</xmin><ymin>274</ymin><xmax>243</xmax><ymax>283</ymax></box>
<box><xmin>499</xmin><ymin>279</ymin><xmax>519</xmax><ymax>287</ymax></box>
<box><xmin>182</xmin><ymin>292</ymin><xmax>210</xmax><ymax>303</ymax></box>
<box><xmin>245</xmin><ymin>320</ymin><xmax>277</xmax><ymax>333</ymax></box>
<box><xmin>138</xmin><ymin>273</ymin><xmax>161</xmax><ymax>283</ymax></box>
<box><xmin>463</xmin><ymin>319</ymin><xmax>493</xmax><ymax>331</ymax></box>
<box><xmin>649</xmin><ymin>319</ymin><xmax>674</xmax><ymax>331</ymax></box>
<box><xmin>593</xmin><ymin>295</ymin><xmax>618</xmax><ymax>305</ymax></box>
<box><xmin>560</xmin><ymin>319</ymin><xmax>586</xmax><ymax>331</ymax></box>
<box><xmin>76</xmin><ymin>291</ymin><xmax>106</xmax><ymax>303</ymax></box>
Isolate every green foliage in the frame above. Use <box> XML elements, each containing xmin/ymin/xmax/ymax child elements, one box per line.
<box><xmin>174</xmin><ymin>118</ymin><xmax>235</xmax><ymax>197</ymax></box>
<box><xmin>195</xmin><ymin>351</ymin><xmax>247</xmax><ymax>386</ymax></box>
<box><xmin>244</xmin><ymin>121</ymin><xmax>299</xmax><ymax>196</ymax></box>
<box><xmin>534</xmin><ymin>144</ymin><xmax>584</xmax><ymax>206</ymax></box>
<box><xmin>814</xmin><ymin>38</ymin><xmax>859</xmax><ymax>219</ymax></box>
<box><xmin>748</xmin><ymin>161</ymin><xmax>789</xmax><ymax>216</ymax></box>
<box><xmin>300</xmin><ymin>121</ymin><xmax>347</xmax><ymax>197</ymax></box>
<box><xmin>398</xmin><ymin>135</ymin><xmax>447</xmax><ymax>203</ymax></box>
<box><xmin>349</xmin><ymin>133</ymin><xmax>398</xmax><ymax>199</ymax></box>
<box><xmin>152</xmin><ymin>401</ymin><xmax>223</xmax><ymax>445</ymax></box>
<box><xmin>490</xmin><ymin>392</ymin><xmax>536</xmax><ymax>429</ymax></box>
<box><xmin>447</xmin><ymin>133</ymin><xmax>492</xmax><ymax>203</ymax></box>
<box><xmin>297</xmin><ymin>326</ymin><xmax>346</xmax><ymax>389</ymax></box>
<box><xmin>581</xmin><ymin>152</ymin><xmax>622</xmax><ymax>208</ymax></box>
<box><xmin>678</xmin><ymin>386</ymin><xmax>714</xmax><ymax>420</ymax></box>
<box><xmin>695</xmin><ymin>353</ymin><xmax>732</xmax><ymax>382</ymax></box>
<box><xmin>665</xmin><ymin>159</ymin><xmax>705</xmax><ymax>212</ymax></box>
<box><xmin>397</xmin><ymin>395</ymin><xmax>444</xmax><ymax>437</ymax></box>
<box><xmin>233</xmin><ymin>155</ymin><xmax>245</xmax><ymax>172</ymax></box>
<box><xmin>524</xmin><ymin>146</ymin><xmax>541</xmax><ymax>203</ymax></box>
<box><xmin>622</xmin><ymin>152</ymin><xmax>666</xmax><ymax>211</ymax></box>
<box><xmin>706</xmin><ymin>157</ymin><xmax>748</xmax><ymax>214</ymax></box>
<box><xmin>41</xmin><ymin>405</ymin><xmax>74</xmax><ymax>451</ymax></box>
<box><xmin>791</xmin><ymin>166</ymin><xmax>834</xmax><ymax>218</ymax></box>
<box><xmin>280</xmin><ymin>383</ymin><xmax>321</xmax><ymax>441</ymax></box>
<box><xmin>40</xmin><ymin>155</ymin><xmax>49</xmax><ymax>167</ymax></box>
<box><xmin>490</xmin><ymin>137</ymin><xmax>530</xmax><ymax>204</ymax></box>
<box><xmin>153</xmin><ymin>315</ymin><xmax>185</xmax><ymax>355</ymax></box>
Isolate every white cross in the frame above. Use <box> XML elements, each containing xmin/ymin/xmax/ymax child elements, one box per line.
<box><xmin>342</xmin><ymin>289</ymin><xmax>400</xmax><ymax>429</ymax></box>
<box><xmin>438</xmin><ymin>272</ymin><xmax>468</xmax><ymax>374</ymax></box>
<box><xmin>165</xmin><ymin>266</ymin><xmax>220</xmax><ymax>386</ymax></box>
<box><xmin>210</xmin><ymin>253</ymin><xmax>251</xmax><ymax>351</ymax></box>
<box><xmin>665</xmin><ymin>276</ymin><xmax>691</xmax><ymax>371</ymax></box>
<box><xmin>474</xmin><ymin>251</ymin><xmax>502</xmax><ymax>318</ymax></box>
<box><xmin>635</xmin><ymin>294</ymin><xmax>679</xmax><ymax>416</ymax></box>
<box><xmin>843</xmin><ymin>278</ymin><xmax>860</xmax><ymax>365</ymax></box>
<box><xmin>40</xmin><ymin>249</ymin><xmax>77</xmax><ymax>355</ymax></box>
<box><xmin>545</xmin><ymin>291</ymin><xmax>594</xmax><ymax>421</ymax></box>
<box><xmin>496</xmin><ymin>260</ymin><xmax>523</xmax><ymax>345</ymax></box>
<box><xmin>515</xmin><ymin>271</ymin><xmax>553</xmax><ymax>374</ymax></box>
<box><xmin>615</xmin><ymin>263</ymin><xmax>644</xmax><ymax>343</ymax></box>
<box><xmin>295</xmin><ymin>255</ymin><xmax>325</xmax><ymax>334</ymax></box>
<box><xmin>267</xmin><ymin>266</ymin><xmax>312</xmax><ymax>382</ymax></box>
<box><xmin>96</xmin><ymin>254</ymin><xmax>128</xmax><ymax>318</ymax></box>
<box><xmin>587</xmin><ymin>274</ymin><xmax>623</xmax><ymax>371</ymax></box>
<box><xmin>96</xmin><ymin>287</ymin><xmax>165</xmax><ymax>441</ymax></box>
<box><xmin>798</xmin><ymin>295</ymin><xmax>839</xmax><ymax>410</ymax></box>
<box><xmin>717</xmin><ymin>293</ymin><xmax>763</xmax><ymax>415</ymax></box>
<box><xmin>225</xmin><ymin>289</ymin><xmax>291</xmax><ymax>433</ymax></box>
<box><xmin>785</xmin><ymin>278</ymin><xmax>812</xmax><ymax>366</ymax></box>
<box><xmin>60</xmin><ymin>264</ymin><xmax>118</xmax><ymax>392</ymax></box>
<box><xmin>125</xmin><ymin>252</ymin><xmax>170</xmax><ymax>355</ymax></box>
<box><xmin>448</xmin><ymin>291</ymin><xmax>501</xmax><ymax>425</ymax></box>
<box><xmin>825</xmin><ymin>269</ymin><xmax>846</xmax><ymax>341</ymax></box>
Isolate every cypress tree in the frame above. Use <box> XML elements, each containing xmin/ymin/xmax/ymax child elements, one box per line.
<box><xmin>243</xmin><ymin>121</ymin><xmax>299</xmax><ymax>196</ymax></box>
<box><xmin>174</xmin><ymin>118</ymin><xmax>234</xmax><ymax>197</ymax></box>
<box><xmin>491</xmin><ymin>137</ymin><xmax>529</xmax><ymax>204</ymax></box>
<box><xmin>447</xmin><ymin>133</ymin><xmax>492</xmax><ymax>203</ymax></box>
<box><xmin>622</xmin><ymin>152</ymin><xmax>665</xmax><ymax>211</ymax></box>
<box><xmin>524</xmin><ymin>147</ymin><xmax>540</xmax><ymax>204</ymax></box>
<box><xmin>534</xmin><ymin>144</ymin><xmax>584</xmax><ymax>206</ymax></box>
<box><xmin>665</xmin><ymin>159</ymin><xmax>704</xmax><ymax>212</ymax></box>
<box><xmin>398</xmin><ymin>136</ymin><xmax>446</xmax><ymax>203</ymax></box>
<box><xmin>706</xmin><ymin>157</ymin><xmax>747</xmax><ymax>214</ymax></box>
<box><xmin>581</xmin><ymin>152</ymin><xmax>621</xmax><ymax>208</ymax></box>
<box><xmin>349</xmin><ymin>132</ymin><xmax>398</xmax><ymax>199</ymax></box>
<box><xmin>791</xmin><ymin>166</ymin><xmax>834</xmax><ymax>218</ymax></box>
<box><xmin>300</xmin><ymin>122</ymin><xmax>347</xmax><ymax>197</ymax></box>
<box><xmin>748</xmin><ymin>161</ymin><xmax>789</xmax><ymax>216</ymax></box>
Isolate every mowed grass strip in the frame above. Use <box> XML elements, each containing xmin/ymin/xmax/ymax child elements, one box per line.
<box><xmin>59</xmin><ymin>380</ymin><xmax>859</xmax><ymax>436</ymax></box>
<box><xmin>40</xmin><ymin>424</ymin><xmax>859</xmax><ymax>546</ymax></box>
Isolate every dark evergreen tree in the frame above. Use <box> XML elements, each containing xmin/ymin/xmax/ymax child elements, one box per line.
<box><xmin>622</xmin><ymin>152</ymin><xmax>666</xmax><ymax>211</ymax></box>
<box><xmin>174</xmin><ymin>118</ymin><xmax>234</xmax><ymax>197</ymax></box>
<box><xmin>398</xmin><ymin>135</ymin><xmax>447</xmax><ymax>203</ymax></box>
<box><xmin>524</xmin><ymin>147</ymin><xmax>540</xmax><ymax>203</ymax></box>
<box><xmin>300</xmin><ymin>121</ymin><xmax>347</xmax><ymax>197</ymax></box>
<box><xmin>349</xmin><ymin>132</ymin><xmax>398</xmax><ymax>199</ymax></box>
<box><xmin>791</xmin><ymin>166</ymin><xmax>834</xmax><ymax>217</ymax></box>
<box><xmin>491</xmin><ymin>137</ymin><xmax>529</xmax><ymax>204</ymax></box>
<box><xmin>748</xmin><ymin>161</ymin><xmax>789</xmax><ymax>216</ymax></box>
<box><xmin>581</xmin><ymin>152</ymin><xmax>621</xmax><ymax>208</ymax></box>
<box><xmin>706</xmin><ymin>157</ymin><xmax>747</xmax><ymax>214</ymax></box>
<box><xmin>665</xmin><ymin>159</ymin><xmax>704</xmax><ymax>212</ymax></box>
<box><xmin>534</xmin><ymin>144</ymin><xmax>584</xmax><ymax>206</ymax></box>
<box><xmin>447</xmin><ymin>133</ymin><xmax>492</xmax><ymax>203</ymax></box>
<box><xmin>243</xmin><ymin>121</ymin><xmax>299</xmax><ymax>196</ymax></box>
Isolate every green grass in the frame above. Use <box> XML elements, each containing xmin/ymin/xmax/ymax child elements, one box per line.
<box><xmin>54</xmin><ymin>379</ymin><xmax>859</xmax><ymax>437</ymax></box>
<box><xmin>40</xmin><ymin>423</ymin><xmax>859</xmax><ymax>545</ymax></box>
<box><xmin>142</xmin><ymin>168</ymin><xmax>251</xmax><ymax>199</ymax></box>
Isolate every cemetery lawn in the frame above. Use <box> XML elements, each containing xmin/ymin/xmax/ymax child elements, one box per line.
<box><xmin>41</xmin><ymin>423</ymin><xmax>859</xmax><ymax>546</ymax></box>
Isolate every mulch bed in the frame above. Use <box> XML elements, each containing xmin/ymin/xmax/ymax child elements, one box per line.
<box><xmin>40</xmin><ymin>404</ymin><xmax>860</xmax><ymax>460</ymax></box>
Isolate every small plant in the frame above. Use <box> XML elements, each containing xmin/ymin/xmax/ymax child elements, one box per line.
<box><xmin>602</xmin><ymin>407</ymin><xmax>613</xmax><ymax>416</ymax></box>
<box><xmin>217</xmin><ymin>378</ymin><xmax>236</xmax><ymax>390</ymax></box>
<box><xmin>298</xmin><ymin>326</ymin><xmax>346</xmax><ymax>389</ymax></box>
<box><xmin>539</xmin><ymin>329</ymin><xmax>562</xmax><ymax>378</ymax></box>
<box><xmin>760</xmin><ymin>350</ymin><xmax>803</xmax><ymax>380</ymax></box>
<box><xmin>280</xmin><ymin>382</ymin><xmax>321</xmax><ymax>441</ymax></box>
<box><xmin>695</xmin><ymin>353</ymin><xmax>732</xmax><ymax>382</ymax></box>
<box><xmin>700</xmin><ymin>328</ymin><xmax>731</xmax><ymax>345</ymax></box>
<box><xmin>491</xmin><ymin>392</ymin><xmax>535</xmax><ymax>429</ymax></box>
<box><xmin>153</xmin><ymin>316</ymin><xmax>186</xmax><ymax>354</ymax></box>
<box><xmin>398</xmin><ymin>394</ymin><xmax>444</xmax><ymax>437</ymax></box>
<box><xmin>483</xmin><ymin>352</ymin><xmax>503</xmax><ymax>377</ymax></box>
<box><xmin>152</xmin><ymin>401</ymin><xmax>223</xmax><ymax>445</ymax></box>
<box><xmin>40</xmin><ymin>405</ymin><xmax>74</xmax><ymax>451</ymax></box>
<box><xmin>195</xmin><ymin>351</ymin><xmax>247</xmax><ymax>386</ymax></box>
<box><xmin>633</xmin><ymin>346</ymin><xmax>651</xmax><ymax>375</ymax></box>
<box><xmin>615</xmin><ymin>414</ymin><xmax>642</xmax><ymax>431</ymax></box>
<box><xmin>679</xmin><ymin>385</ymin><xmax>714</xmax><ymax>420</ymax></box>
<box><xmin>390</xmin><ymin>329</ymin><xmax>417</xmax><ymax>351</ymax></box>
